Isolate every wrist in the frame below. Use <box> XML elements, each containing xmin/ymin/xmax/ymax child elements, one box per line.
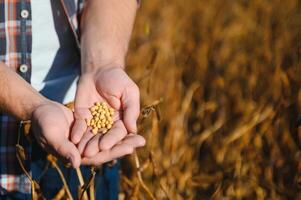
<box><xmin>28</xmin><ymin>96</ymin><xmax>52</xmax><ymax>120</ymax></box>
<box><xmin>79</xmin><ymin>66</ymin><xmax>125</xmax><ymax>89</ymax></box>
<box><xmin>82</xmin><ymin>60</ymin><xmax>124</xmax><ymax>74</ymax></box>
<box><xmin>81</xmin><ymin>41</ymin><xmax>126</xmax><ymax>74</ymax></box>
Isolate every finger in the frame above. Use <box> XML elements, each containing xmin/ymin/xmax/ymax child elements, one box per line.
<box><xmin>112</xmin><ymin>109</ymin><xmax>122</xmax><ymax>121</ymax></box>
<box><xmin>120</xmin><ymin>134</ymin><xmax>146</xmax><ymax>147</ymax></box>
<box><xmin>54</xmin><ymin>139</ymin><xmax>81</xmax><ymax>168</ymax></box>
<box><xmin>70</xmin><ymin>118</ymin><xmax>87</xmax><ymax>144</ymax></box>
<box><xmin>98</xmin><ymin>120</ymin><xmax>127</xmax><ymax>150</ymax></box>
<box><xmin>81</xmin><ymin>143</ymin><xmax>133</xmax><ymax>166</ymax></box>
<box><xmin>81</xmin><ymin>134</ymin><xmax>145</xmax><ymax>166</ymax></box>
<box><xmin>77</xmin><ymin>131</ymin><xmax>95</xmax><ymax>155</ymax></box>
<box><xmin>105</xmin><ymin>95</ymin><xmax>121</xmax><ymax>110</ymax></box>
<box><xmin>83</xmin><ymin>120</ymin><xmax>127</xmax><ymax>157</ymax></box>
<box><xmin>82</xmin><ymin>134</ymin><xmax>102</xmax><ymax>157</ymax></box>
<box><xmin>121</xmin><ymin>84</ymin><xmax>140</xmax><ymax>133</ymax></box>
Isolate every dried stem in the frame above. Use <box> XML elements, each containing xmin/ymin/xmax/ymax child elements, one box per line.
<box><xmin>134</xmin><ymin>151</ymin><xmax>156</xmax><ymax>200</ymax></box>
<box><xmin>53</xmin><ymin>187</ymin><xmax>66</xmax><ymax>200</ymax></box>
<box><xmin>76</xmin><ymin>167</ymin><xmax>89</xmax><ymax>200</ymax></box>
<box><xmin>89</xmin><ymin>167</ymin><xmax>96</xmax><ymax>200</ymax></box>
<box><xmin>80</xmin><ymin>168</ymin><xmax>96</xmax><ymax>200</ymax></box>
<box><xmin>51</xmin><ymin>160</ymin><xmax>73</xmax><ymax>200</ymax></box>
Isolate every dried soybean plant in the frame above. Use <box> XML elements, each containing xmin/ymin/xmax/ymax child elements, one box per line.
<box><xmin>15</xmin><ymin>0</ymin><xmax>301</xmax><ymax>199</ymax></box>
<box><xmin>120</xmin><ymin>0</ymin><xmax>301</xmax><ymax>199</ymax></box>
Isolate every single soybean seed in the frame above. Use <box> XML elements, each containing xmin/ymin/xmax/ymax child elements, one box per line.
<box><xmin>92</xmin><ymin>128</ymin><xmax>98</xmax><ymax>134</ymax></box>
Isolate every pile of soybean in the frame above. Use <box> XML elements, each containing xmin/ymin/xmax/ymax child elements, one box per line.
<box><xmin>86</xmin><ymin>102</ymin><xmax>115</xmax><ymax>134</ymax></box>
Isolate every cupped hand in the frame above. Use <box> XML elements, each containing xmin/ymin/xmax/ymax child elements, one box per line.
<box><xmin>71</xmin><ymin>67</ymin><xmax>145</xmax><ymax>163</ymax></box>
<box><xmin>31</xmin><ymin>101</ymin><xmax>81</xmax><ymax>168</ymax></box>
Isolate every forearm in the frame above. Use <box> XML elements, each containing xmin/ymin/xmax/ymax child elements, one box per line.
<box><xmin>80</xmin><ymin>0</ymin><xmax>138</xmax><ymax>73</ymax></box>
<box><xmin>0</xmin><ymin>62</ymin><xmax>50</xmax><ymax>120</ymax></box>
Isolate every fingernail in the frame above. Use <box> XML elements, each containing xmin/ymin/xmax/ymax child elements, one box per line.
<box><xmin>132</xmin><ymin>121</ymin><xmax>138</xmax><ymax>133</ymax></box>
<box><xmin>67</xmin><ymin>154</ymin><xmax>77</xmax><ymax>167</ymax></box>
<box><xmin>140</xmin><ymin>137</ymin><xmax>146</xmax><ymax>146</ymax></box>
<box><xmin>67</xmin><ymin>156</ymin><xmax>73</xmax><ymax>165</ymax></box>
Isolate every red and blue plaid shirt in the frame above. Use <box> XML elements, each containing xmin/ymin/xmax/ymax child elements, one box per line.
<box><xmin>0</xmin><ymin>0</ymin><xmax>84</xmax><ymax>194</ymax></box>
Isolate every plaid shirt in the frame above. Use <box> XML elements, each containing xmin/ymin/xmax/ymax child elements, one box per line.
<box><xmin>0</xmin><ymin>0</ymin><xmax>84</xmax><ymax>194</ymax></box>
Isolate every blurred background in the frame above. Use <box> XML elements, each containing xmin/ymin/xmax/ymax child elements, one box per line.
<box><xmin>120</xmin><ymin>0</ymin><xmax>301</xmax><ymax>199</ymax></box>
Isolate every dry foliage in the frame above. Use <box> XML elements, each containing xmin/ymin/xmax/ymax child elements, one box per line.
<box><xmin>15</xmin><ymin>0</ymin><xmax>301</xmax><ymax>199</ymax></box>
<box><xmin>121</xmin><ymin>0</ymin><xmax>301</xmax><ymax>199</ymax></box>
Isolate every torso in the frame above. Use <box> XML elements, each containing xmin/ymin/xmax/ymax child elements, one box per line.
<box><xmin>31</xmin><ymin>0</ymin><xmax>80</xmax><ymax>104</ymax></box>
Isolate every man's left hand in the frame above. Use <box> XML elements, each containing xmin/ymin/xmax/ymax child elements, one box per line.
<box><xmin>71</xmin><ymin>66</ymin><xmax>145</xmax><ymax>165</ymax></box>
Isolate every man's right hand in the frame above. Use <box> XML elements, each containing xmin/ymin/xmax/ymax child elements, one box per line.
<box><xmin>31</xmin><ymin>101</ymin><xmax>81</xmax><ymax>168</ymax></box>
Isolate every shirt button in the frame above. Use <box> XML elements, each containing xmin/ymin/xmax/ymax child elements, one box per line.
<box><xmin>19</xmin><ymin>64</ymin><xmax>28</xmax><ymax>73</ymax></box>
<box><xmin>20</xmin><ymin>10</ymin><xmax>29</xmax><ymax>19</ymax></box>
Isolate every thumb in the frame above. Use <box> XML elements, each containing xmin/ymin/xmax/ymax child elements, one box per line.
<box><xmin>54</xmin><ymin>139</ymin><xmax>81</xmax><ymax>168</ymax></box>
<box><xmin>122</xmin><ymin>84</ymin><xmax>140</xmax><ymax>133</ymax></box>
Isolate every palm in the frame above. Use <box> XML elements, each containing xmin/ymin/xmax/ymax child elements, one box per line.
<box><xmin>71</xmin><ymin>67</ymin><xmax>144</xmax><ymax>163</ymax></box>
<box><xmin>72</xmin><ymin>69</ymin><xmax>125</xmax><ymax>155</ymax></box>
<box><xmin>74</xmin><ymin>73</ymin><xmax>111</xmax><ymax>123</ymax></box>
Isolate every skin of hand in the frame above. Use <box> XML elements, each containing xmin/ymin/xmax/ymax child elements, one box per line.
<box><xmin>0</xmin><ymin>64</ymin><xmax>81</xmax><ymax>168</ymax></box>
<box><xmin>71</xmin><ymin>66</ymin><xmax>145</xmax><ymax>165</ymax></box>
<box><xmin>31</xmin><ymin>101</ymin><xmax>81</xmax><ymax>168</ymax></box>
<box><xmin>72</xmin><ymin>0</ymin><xmax>143</xmax><ymax>165</ymax></box>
